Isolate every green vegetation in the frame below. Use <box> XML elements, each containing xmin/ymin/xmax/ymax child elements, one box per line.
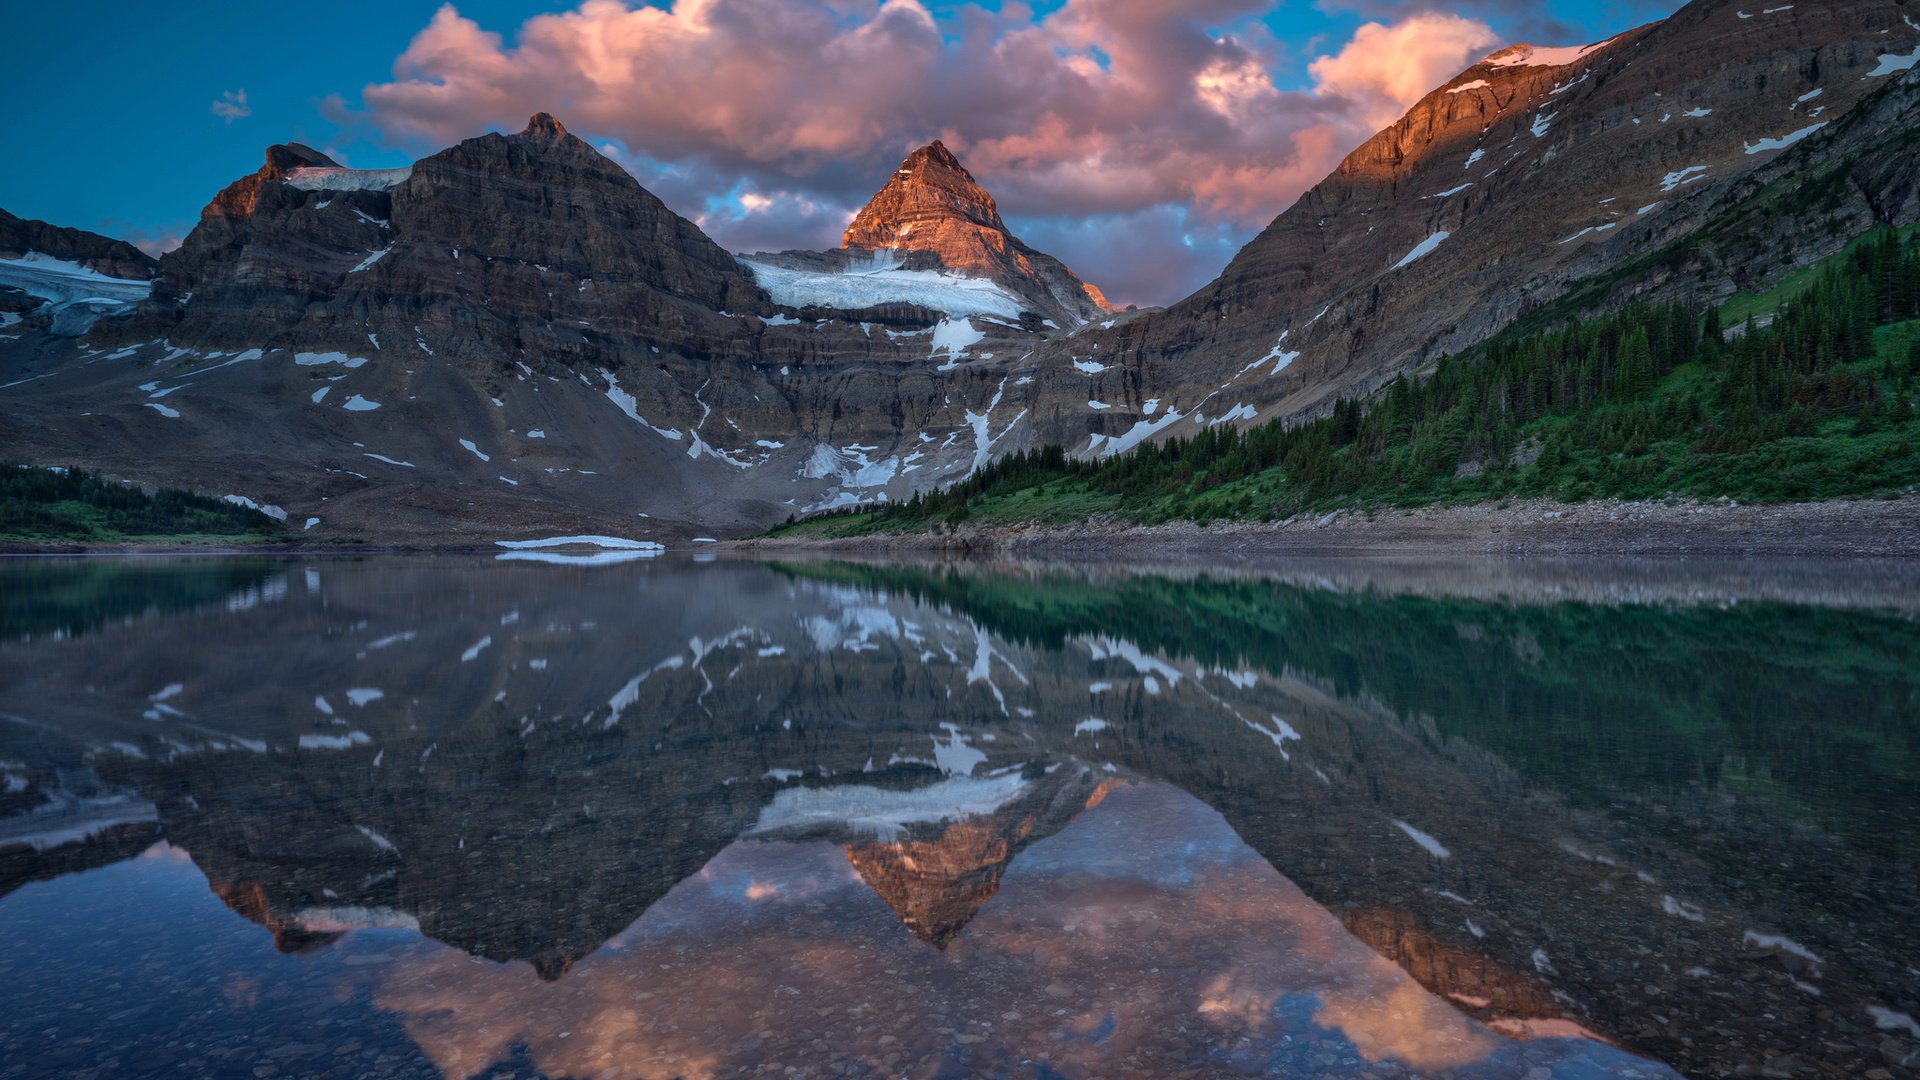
<box><xmin>773</xmin><ymin>228</ymin><xmax>1920</xmax><ymax>538</ymax></box>
<box><xmin>0</xmin><ymin>559</ymin><xmax>284</xmax><ymax>641</ymax></box>
<box><xmin>0</xmin><ymin>465</ymin><xmax>285</xmax><ymax>543</ymax></box>
<box><xmin>777</xmin><ymin>560</ymin><xmax>1920</xmax><ymax>861</ymax></box>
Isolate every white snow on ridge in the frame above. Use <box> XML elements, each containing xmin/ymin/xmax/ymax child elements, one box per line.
<box><xmin>1391</xmin><ymin>232</ymin><xmax>1451</xmax><ymax>271</ymax></box>
<box><xmin>1448</xmin><ymin>79</ymin><xmax>1491</xmax><ymax>94</ymax></box>
<box><xmin>740</xmin><ymin>251</ymin><xmax>1028</xmax><ymax>322</ymax></box>
<box><xmin>1481</xmin><ymin>35</ymin><xmax>1621</xmax><ymax>69</ymax></box>
<box><xmin>286</xmin><ymin>166</ymin><xmax>413</xmax><ymax>192</ymax></box>
<box><xmin>0</xmin><ymin>253</ymin><xmax>153</xmax><ymax>297</ymax></box>
<box><xmin>1744</xmin><ymin>121</ymin><xmax>1828</xmax><ymax>154</ymax></box>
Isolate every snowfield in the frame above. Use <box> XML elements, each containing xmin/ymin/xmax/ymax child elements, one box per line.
<box><xmin>739</xmin><ymin>251</ymin><xmax>1029</xmax><ymax>321</ymax></box>
<box><xmin>285</xmin><ymin>166</ymin><xmax>414</xmax><ymax>192</ymax></box>
<box><xmin>0</xmin><ymin>253</ymin><xmax>152</xmax><ymax>333</ymax></box>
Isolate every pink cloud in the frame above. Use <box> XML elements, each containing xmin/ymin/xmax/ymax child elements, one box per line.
<box><xmin>339</xmin><ymin>1</ymin><xmax>1505</xmax><ymax>307</ymax></box>
<box><xmin>1308</xmin><ymin>13</ymin><xmax>1503</xmax><ymax>129</ymax></box>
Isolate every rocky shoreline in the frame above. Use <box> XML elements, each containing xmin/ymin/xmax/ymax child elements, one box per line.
<box><xmin>745</xmin><ymin>496</ymin><xmax>1920</xmax><ymax>560</ymax></box>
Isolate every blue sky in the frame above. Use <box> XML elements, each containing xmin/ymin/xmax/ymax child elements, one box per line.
<box><xmin>2</xmin><ymin>1</ymin><xmax>1675</xmax><ymax>303</ymax></box>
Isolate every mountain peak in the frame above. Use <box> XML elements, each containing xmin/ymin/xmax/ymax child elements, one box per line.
<box><xmin>845</xmin><ymin>140</ymin><xmax>1005</xmax><ymax>248</ymax></box>
<box><xmin>522</xmin><ymin>112</ymin><xmax>569</xmax><ymax>140</ymax></box>
<box><xmin>202</xmin><ymin>143</ymin><xmax>341</xmax><ymax>221</ymax></box>
<box><xmin>838</xmin><ymin>140</ymin><xmax>1116</xmax><ymax>321</ymax></box>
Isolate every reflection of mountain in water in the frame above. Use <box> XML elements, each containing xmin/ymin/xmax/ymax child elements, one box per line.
<box><xmin>0</xmin><ymin>557</ymin><xmax>1915</xmax><ymax>1077</ymax></box>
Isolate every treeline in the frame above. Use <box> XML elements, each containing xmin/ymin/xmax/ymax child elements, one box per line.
<box><xmin>798</xmin><ymin>227</ymin><xmax>1920</xmax><ymax>532</ymax></box>
<box><xmin>0</xmin><ymin>465</ymin><xmax>284</xmax><ymax>540</ymax></box>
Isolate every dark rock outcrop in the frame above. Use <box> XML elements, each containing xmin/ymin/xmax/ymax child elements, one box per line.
<box><xmin>0</xmin><ymin>208</ymin><xmax>157</xmax><ymax>279</ymax></box>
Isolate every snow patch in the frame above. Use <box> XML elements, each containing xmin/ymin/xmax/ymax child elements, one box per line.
<box><xmin>299</xmin><ymin>731</ymin><xmax>372</xmax><ymax>750</ymax></box>
<box><xmin>1391</xmin><ymin>232</ymin><xmax>1450</xmax><ymax>271</ymax></box>
<box><xmin>1743</xmin><ymin>122</ymin><xmax>1828</xmax><ymax>154</ymax></box>
<box><xmin>1394</xmin><ymin>820</ymin><xmax>1451</xmax><ymax>858</ymax></box>
<box><xmin>1866</xmin><ymin>47</ymin><xmax>1912</xmax><ymax>76</ymax></box>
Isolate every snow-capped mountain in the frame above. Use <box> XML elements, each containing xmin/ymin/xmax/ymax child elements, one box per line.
<box><xmin>743</xmin><ymin>140</ymin><xmax>1116</xmax><ymax>329</ymax></box>
<box><xmin>2</xmin><ymin>0</ymin><xmax>1918</xmax><ymax>539</ymax></box>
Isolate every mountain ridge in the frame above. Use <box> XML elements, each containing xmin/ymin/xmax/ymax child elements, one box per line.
<box><xmin>3</xmin><ymin>0</ymin><xmax>1918</xmax><ymax>542</ymax></box>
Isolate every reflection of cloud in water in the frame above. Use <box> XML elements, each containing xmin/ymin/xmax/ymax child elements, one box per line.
<box><xmin>370</xmin><ymin>784</ymin><xmax>1672</xmax><ymax>1079</ymax></box>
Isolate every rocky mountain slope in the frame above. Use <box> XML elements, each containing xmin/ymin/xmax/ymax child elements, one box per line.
<box><xmin>0</xmin><ymin>118</ymin><xmax>1067</xmax><ymax>540</ymax></box>
<box><xmin>1030</xmin><ymin>0</ymin><xmax>1920</xmax><ymax>452</ymax></box>
<box><xmin>746</xmin><ymin>140</ymin><xmax>1116</xmax><ymax>329</ymax></box>
<box><xmin>2</xmin><ymin>0</ymin><xmax>1918</xmax><ymax>540</ymax></box>
<box><xmin>0</xmin><ymin>210</ymin><xmax>155</xmax><ymax>281</ymax></box>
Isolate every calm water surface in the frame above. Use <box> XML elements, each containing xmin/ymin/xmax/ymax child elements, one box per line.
<box><xmin>1</xmin><ymin>555</ymin><xmax>1916</xmax><ymax>1080</ymax></box>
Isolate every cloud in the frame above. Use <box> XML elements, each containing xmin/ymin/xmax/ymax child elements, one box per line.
<box><xmin>336</xmin><ymin>1</ymin><xmax>1509</xmax><ymax>307</ymax></box>
<box><xmin>1315</xmin><ymin>0</ymin><xmax>1578</xmax><ymax>46</ymax></box>
<box><xmin>96</xmin><ymin>219</ymin><xmax>187</xmax><ymax>258</ymax></box>
<box><xmin>1308</xmin><ymin>13</ymin><xmax>1503</xmax><ymax>129</ymax></box>
<box><xmin>211</xmin><ymin>88</ymin><xmax>252</xmax><ymax>124</ymax></box>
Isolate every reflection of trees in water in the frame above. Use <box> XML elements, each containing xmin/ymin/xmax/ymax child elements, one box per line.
<box><xmin>782</xmin><ymin>560</ymin><xmax>1920</xmax><ymax>862</ymax></box>
<box><xmin>0</xmin><ymin>559</ymin><xmax>282</xmax><ymax>642</ymax></box>
<box><xmin>3</xmin><ymin>557</ymin><xmax>1914</xmax><ymax>1078</ymax></box>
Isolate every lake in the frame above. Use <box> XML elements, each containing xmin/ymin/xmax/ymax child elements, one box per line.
<box><xmin>1</xmin><ymin>554</ymin><xmax>1916</xmax><ymax>1079</ymax></box>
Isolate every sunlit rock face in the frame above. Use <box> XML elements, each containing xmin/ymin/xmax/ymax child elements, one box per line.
<box><xmin>839</xmin><ymin>140</ymin><xmax>1116</xmax><ymax>326</ymax></box>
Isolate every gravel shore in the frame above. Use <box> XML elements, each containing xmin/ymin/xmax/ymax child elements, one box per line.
<box><xmin>744</xmin><ymin>496</ymin><xmax>1920</xmax><ymax>559</ymax></box>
